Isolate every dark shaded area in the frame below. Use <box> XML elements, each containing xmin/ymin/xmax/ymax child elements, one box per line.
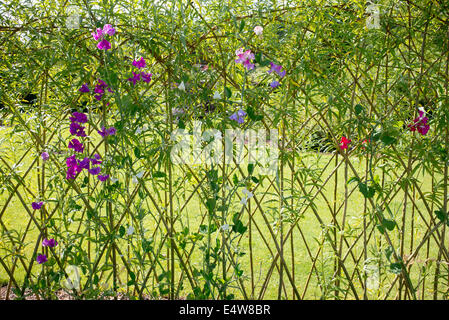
<box><xmin>302</xmin><ymin>130</ymin><xmax>336</xmax><ymax>153</ymax></box>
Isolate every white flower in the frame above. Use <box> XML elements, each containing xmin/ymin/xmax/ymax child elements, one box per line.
<box><xmin>213</xmin><ymin>91</ymin><xmax>221</xmax><ymax>100</ymax></box>
<box><xmin>132</xmin><ymin>171</ymin><xmax>144</xmax><ymax>184</ymax></box>
<box><xmin>366</xmin><ymin>3</ymin><xmax>380</xmax><ymax>30</ymax></box>
<box><xmin>178</xmin><ymin>81</ymin><xmax>186</xmax><ymax>91</ymax></box>
<box><xmin>240</xmin><ymin>197</ymin><xmax>248</xmax><ymax>205</ymax></box>
<box><xmin>221</xmin><ymin>224</ymin><xmax>229</xmax><ymax>231</ymax></box>
<box><xmin>110</xmin><ymin>177</ymin><xmax>118</xmax><ymax>183</ymax></box>
<box><xmin>127</xmin><ymin>225</ymin><xmax>134</xmax><ymax>236</ymax></box>
<box><xmin>254</xmin><ymin>26</ymin><xmax>263</xmax><ymax>36</ymax></box>
<box><xmin>135</xmin><ymin>127</ymin><xmax>143</xmax><ymax>135</ymax></box>
<box><xmin>242</xmin><ymin>187</ymin><xmax>253</xmax><ymax>199</ymax></box>
<box><xmin>235</xmin><ymin>47</ymin><xmax>244</xmax><ymax>56</ymax></box>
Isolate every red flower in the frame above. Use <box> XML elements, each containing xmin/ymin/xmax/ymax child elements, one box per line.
<box><xmin>340</xmin><ymin>136</ymin><xmax>351</xmax><ymax>150</ymax></box>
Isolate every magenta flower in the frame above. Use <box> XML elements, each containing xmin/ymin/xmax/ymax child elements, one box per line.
<box><xmin>97</xmin><ymin>39</ymin><xmax>111</xmax><ymax>51</ymax></box>
<box><xmin>98</xmin><ymin>174</ymin><xmax>110</xmax><ymax>182</ymax></box>
<box><xmin>270</xmin><ymin>80</ymin><xmax>280</xmax><ymax>88</ymax></box>
<box><xmin>132</xmin><ymin>57</ymin><xmax>146</xmax><ymax>69</ymax></box>
<box><xmin>37</xmin><ymin>254</ymin><xmax>47</xmax><ymax>264</ymax></box>
<box><xmin>41</xmin><ymin>152</ymin><xmax>49</xmax><ymax>161</ymax></box>
<box><xmin>68</xmin><ymin>138</ymin><xmax>84</xmax><ymax>153</ymax></box>
<box><xmin>32</xmin><ymin>202</ymin><xmax>43</xmax><ymax>210</ymax></box>
<box><xmin>408</xmin><ymin>109</ymin><xmax>430</xmax><ymax>135</ymax></box>
<box><xmin>70</xmin><ymin>112</ymin><xmax>88</xmax><ymax>124</ymax></box>
<box><xmin>92</xmin><ymin>28</ymin><xmax>103</xmax><ymax>41</ymax></box>
<box><xmin>79</xmin><ymin>83</ymin><xmax>90</xmax><ymax>93</ymax></box>
<box><xmin>66</xmin><ymin>154</ymin><xmax>77</xmax><ymax>167</ymax></box>
<box><xmin>339</xmin><ymin>136</ymin><xmax>351</xmax><ymax>150</ymax></box>
<box><xmin>141</xmin><ymin>72</ymin><xmax>152</xmax><ymax>83</ymax></box>
<box><xmin>42</xmin><ymin>238</ymin><xmax>58</xmax><ymax>248</ymax></box>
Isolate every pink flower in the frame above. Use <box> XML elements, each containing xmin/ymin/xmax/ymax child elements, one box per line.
<box><xmin>103</xmin><ymin>24</ymin><xmax>115</xmax><ymax>36</ymax></box>
<box><xmin>254</xmin><ymin>26</ymin><xmax>263</xmax><ymax>35</ymax></box>
<box><xmin>235</xmin><ymin>49</ymin><xmax>255</xmax><ymax>70</ymax></box>
<box><xmin>339</xmin><ymin>136</ymin><xmax>351</xmax><ymax>150</ymax></box>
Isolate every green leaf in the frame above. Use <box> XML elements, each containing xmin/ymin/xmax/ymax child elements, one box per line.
<box><xmin>153</xmin><ymin>171</ymin><xmax>166</xmax><ymax>178</ymax></box>
<box><xmin>354</xmin><ymin>104</ymin><xmax>364</xmax><ymax>116</ymax></box>
<box><xmin>224</xmin><ymin>87</ymin><xmax>232</xmax><ymax>99</ymax></box>
<box><xmin>119</xmin><ymin>225</ymin><xmax>125</xmax><ymax>237</ymax></box>
<box><xmin>382</xmin><ymin>218</ymin><xmax>396</xmax><ymax>231</ymax></box>
<box><xmin>232</xmin><ymin>219</ymin><xmax>247</xmax><ymax>235</ymax></box>
<box><xmin>134</xmin><ymin>147</ymin><xmax>141</xmax><ymax>158</ymax></box>
<box><xmin>358</xmin><ymin>182</ymin><xmax>375</xmax><ymax>198</ymax></box>
<box><xmin>389</xmin><ymin>262</ymin><xmax>403</xmax><ymax>275</ymax></box>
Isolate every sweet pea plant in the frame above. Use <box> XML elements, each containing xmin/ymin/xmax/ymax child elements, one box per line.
<box><xmin>0</xmin><ymin>0</ymin><xmax>449</xmax><ymax>300</ymax></box>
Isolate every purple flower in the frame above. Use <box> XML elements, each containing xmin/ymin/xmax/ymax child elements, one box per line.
<box><xmin>68</xmin><ymin>139</ymin><xmax>84</xmax><ymax>153</ymax></box>
<box><xmin>41</xmin><ymin>152</ymin><xmax>49</xmax><ymax>161</ymax></box>
<box><xmin>103</xmin><ymin>24</ymin><xmax>116</xmax><ymax>36</ymax></box>
<box><xmin>269</xmin><ymin>62</ymin><xmax>286</xmax><ymax>78</ymax></box>
<box><xmin>229</xmin><ymin>109</ymin><xmax>246</xmax><ymax>124</ymax></box>
<box><xmin>98</xmin><ymin>174</ymin><xmax>110</xmax><ymax>182</ymax></box>
<box><xmin>128</xmin><ymin>71</ymin><xmax>141</xmax><ymax>86</ymax></box>
<box><xmin>132</xmin><ymin>57</ymin><xmax>146</xmax><ymax>69</ymax></box>
<box><xmin>97</xmin><ymin>39</ymin><xmax>111</xmax><ymax>51</ymax></box>
<box><xmin>32</xmin><ymin>202</ymin><xmax>43</xmax><ymax>210</ymax></box>
<box><xmin>141</xmin><ymin>72</ymin><xmax>152</xmax><ymax>83</ymax></box>
<box><xmin>270</xmin><ymin>80</ymin><xmax>280</xmax><ymax>88</ymax></box>
<box><xmin>37</xmin><ymin>254</ymin><xmax>47</xmax><ymax>264</ymax></box>
<box><xmin>66</xmin><ymin>154</ymin><xmax>77</xmax><ymax>167</ymax></box>
<box><xmin>66</xmin><ymin>165</ymin><xmax>79</xmax><ymax>179</ymax></box>
<box><xmin>79</xmin><ymin>83</ymin><xmax>90</xmax><ymax>93</ymax></box>
<box><xmin>91</xmin><ymin>153</ymin><xmax>102</xmax><ymax>165</ymax></box>
<box><xmin>88</xmin><ymin>167</ymin><xmax>101</xmax><ymax>175</ymax></box>
<box><xmin>70</xmin><ymin>112</ymin><xmax>88</xmax><ymax>124</ymax></box>
<box><xmin>42</xmin><ymin>238</ymin><xmax>58</xmax><ymax>248</ymax></box>
<box><xmin>70</xmin><ymin>122</ymin><xmax>87</xmax><ymax>137</ymax></box>
<box><xmin>98</xmin><ymin>126</ymin><xmax>116</xmax><ymax>138</ymax></box>
<box><xmin>78</xmin><ymin>157</ymin><xmax>91</xmax><ymax>170</ymax></box>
